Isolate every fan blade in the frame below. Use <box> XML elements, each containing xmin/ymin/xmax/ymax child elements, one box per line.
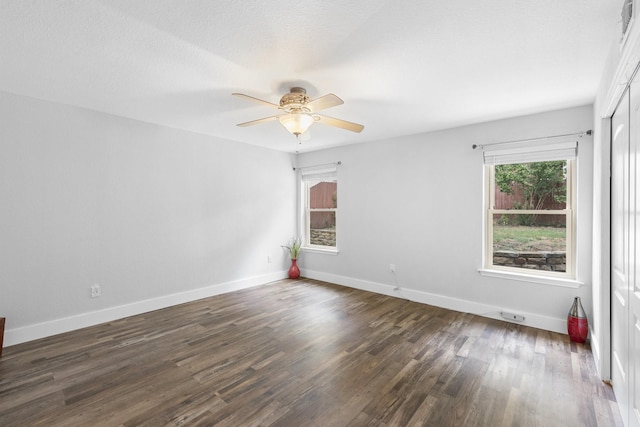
<box><xmin>315</xmin><ymin>115</ymin><xmax>364</xmax><ymax>133</ymax></box>
<box><xmin>232</xmin><ymin>93</ymin><xmax>279</xmax><ymax>109</ymax></box>
<box><xmin>307</xmin><ymin>93</ymin><xmax>343</xmax><ymax>112</ymax></box>
<box><xmin>236</xmin><ymin>116</ymin><xmax>279</xmax><ymax>127</ymax></box>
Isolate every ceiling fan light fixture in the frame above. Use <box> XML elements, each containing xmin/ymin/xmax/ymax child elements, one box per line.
<box><xmin>234</xmin><ymin>87</ymin><xmax>363</xmax><ymax>140</ymax></box>
<box><xmin>278</xmin><ymin>113</ymin><xmax>314</xmax><ymax>136</ymax></box>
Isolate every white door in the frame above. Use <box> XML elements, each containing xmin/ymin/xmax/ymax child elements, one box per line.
<box><xmin>612</xmin><ymin>70</ymin><xmax>640</xmax><ymax>427</ymax></box>
<box><xmin>629</xmin><ymin>73</ymin><xmax>640</xmax><ymax>427</ymax></box>
<box><xmin>612</xmin><ymin>89</ymin><xmax>631</xmax><ymax>426</ymax></box>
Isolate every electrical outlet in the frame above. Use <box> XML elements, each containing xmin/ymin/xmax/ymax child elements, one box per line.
<box><xmin>267</xmin><ymin>256</ymin><xmax>272</xmax><ymax>264</ymax></box>
<box><xmin>389</xmin><ymin>264</ymin><xmax>396</xmax><ymax>272</ymax></box>
<box><xmin>91</xmin><ymin>284</ymin><xmax>101</xmax><ymax>298</ymax></box>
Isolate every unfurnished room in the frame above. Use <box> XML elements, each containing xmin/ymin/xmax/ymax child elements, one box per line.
<box><xmin>1</xmin><ymin>1</ymin><xmax>639</xmax><ymax>426</ymax></box>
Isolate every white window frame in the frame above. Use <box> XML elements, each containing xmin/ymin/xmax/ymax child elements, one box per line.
<box><xmin>299</xmin><ymin>165</ymin><xmax>339</xmax><ymax>254</ymax></box>
<box><xmin>480</xmin><ymin>138</ymin><xmax>579</xmax><ymax>285</ymax></box>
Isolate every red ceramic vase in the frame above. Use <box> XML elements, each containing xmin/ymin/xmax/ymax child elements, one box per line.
<box><xmin>288</xmin><ymin>259</ymin><xmax>300</xmax><ymax>279</ymax></box>
<box><xmin>567</xmin><ymin>296</ymin><xmax>588</xmax><ymax>343</ymax></box>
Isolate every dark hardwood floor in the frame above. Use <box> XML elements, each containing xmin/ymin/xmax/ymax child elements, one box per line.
<box><xmin>0</xmin><ymin>279</ymin><xmax>622</xmax><ymax>426</ymax></box>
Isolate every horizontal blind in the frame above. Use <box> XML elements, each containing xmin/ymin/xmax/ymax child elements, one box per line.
<box><xmin>300</xmin><ymin>165</ymin><xmax>337</xmax><ymax>181</ymax></box>
<box><xmin>483</xmin><ymin>139</ymin><xmax>578</xmax><ymax>165</ymax></box>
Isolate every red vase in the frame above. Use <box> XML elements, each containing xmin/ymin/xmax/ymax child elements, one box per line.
<box><xmin>288</xmin><ymin>259</ymin><xmax>300</xmax><ymax>279</ymax></box>
<box><xmin>567</xmin><ymin>296</ymin><xmax>588</xmax><ymax>343</ymax></box>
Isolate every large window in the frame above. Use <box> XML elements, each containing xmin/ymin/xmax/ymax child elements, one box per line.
<box><xmin>301</xmin><ymin>166</ymin><xmax>338</xmax><ymax>251</ymax></box>
<box><xmin>483</xmin><ymin>139</ymin><xmax>577</xmax><ymax>279</ymax></box>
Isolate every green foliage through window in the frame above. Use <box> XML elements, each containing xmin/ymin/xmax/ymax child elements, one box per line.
<box><xmin>495</xmin><ymin>161</ymin><xmax>567</xmax><ymax>211</ymax></box>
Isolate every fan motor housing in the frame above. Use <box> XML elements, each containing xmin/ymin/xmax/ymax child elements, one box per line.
<box><xmin>280</xmin><ymin>87</ymin><xmax>310</xmax><ymax>111</ymax></box>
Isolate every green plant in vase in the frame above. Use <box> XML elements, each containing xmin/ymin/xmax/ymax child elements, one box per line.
<box><xmin>283</xmin><ymin>237</ymin><xmax>302</xmax><ymax>259</ymax></box>
<box><xmin>282</xmin><ymin>237</ymin><xmax>302</xmax><ymax>279</ymax></box>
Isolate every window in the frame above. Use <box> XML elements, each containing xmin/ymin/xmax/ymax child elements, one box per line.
<box><xmin>483</xmin><ymin>139</ymin><xmax>577</xmax><ymax>279</ymax></box>
<box><xmin>300</xmin><ymin>165</ymin><xmax>338</xmax><ymax>251</ymax></box>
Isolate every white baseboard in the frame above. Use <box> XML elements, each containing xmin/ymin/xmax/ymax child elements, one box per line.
<box><xmin>589</xmin><ymin>328</ymin><xmax>611</xmax><ymax>381</ymax></box>
<box><xmin>301</xmin><ymin>269</ymin><xmax>567</xmax><ymax>334</ymax></box>
<box><xmin>590</xmin><ymin>327</ymin><xmax>601</xmax><ymax>370</ymax></box>
<box><xmin>4</xmin><ymin>271</ymin><xmax>288</xmax><ymax>347</ymax></box>
<box><xmin>5</xmin><ymin>269</ymin><xmax>568</xmax><ymax>348</ymax></box>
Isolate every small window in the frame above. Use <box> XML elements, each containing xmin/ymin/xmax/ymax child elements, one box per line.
<box><xmin>483</xmin><ymin>139</ymin><xmax>577</xmax><ymax>279</ymax></box>
<box><xmin>301</xmin><ymin>166</ymin><xmax>338</xmax><ymax>250</ymax></box>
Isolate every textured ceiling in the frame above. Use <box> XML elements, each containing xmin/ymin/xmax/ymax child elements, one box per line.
<box><xmin>0</xmin><ymin>0</ymin><xmax>621</xmax><ymax>153</ymax></box>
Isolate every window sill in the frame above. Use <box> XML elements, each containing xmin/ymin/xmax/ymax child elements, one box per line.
<box><xmin>478</xmin><ymin>268</ymin><xmax>583</xmax><ymax>288</ymax></box>
<box><xmin>302</xmin><ymin>246</ymin><xmax>339</xmax><ymax>256</ymax></box>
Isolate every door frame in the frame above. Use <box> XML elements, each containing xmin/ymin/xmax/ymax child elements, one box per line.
<box><xmin>596</xmin><ymin>23</ymin><xmax>640</xmax><ymax>381</ymax></box>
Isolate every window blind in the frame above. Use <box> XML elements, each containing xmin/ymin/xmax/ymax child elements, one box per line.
<box><xmin>300</xmin><ymin>164</ymin><xmax>338</xmax><ymax>181</ymax></box>
<box><xmin>482</xmin><ymin>139</ymin><xmax>578</xmax><ymax>165</ymax></box>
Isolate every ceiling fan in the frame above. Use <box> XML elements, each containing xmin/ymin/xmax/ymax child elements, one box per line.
<box><xmin>232</xmin><ymin>87</ymin><xmax>364</xmax><ymax>140</ymax></box>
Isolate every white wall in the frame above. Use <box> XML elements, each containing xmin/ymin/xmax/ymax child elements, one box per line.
<box><xmin>0</xmin><ymin>91</ymin><xmax>296</xmax><ymax>345</ymax></box>
<box><xmin>0</xmin><ymin>92</ymin><xmax>596</xmax><ymax>345</ymax></box>
<box><xmin>297</xmin><ymin>105</ymin><xmax>594</xmax><ymax>333</ymax></box>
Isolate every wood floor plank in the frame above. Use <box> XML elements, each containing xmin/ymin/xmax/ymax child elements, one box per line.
<box><xmin>0</xmin><ymin>279</ymin><xmax>624</xmax><ymax>426</ymax></box>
